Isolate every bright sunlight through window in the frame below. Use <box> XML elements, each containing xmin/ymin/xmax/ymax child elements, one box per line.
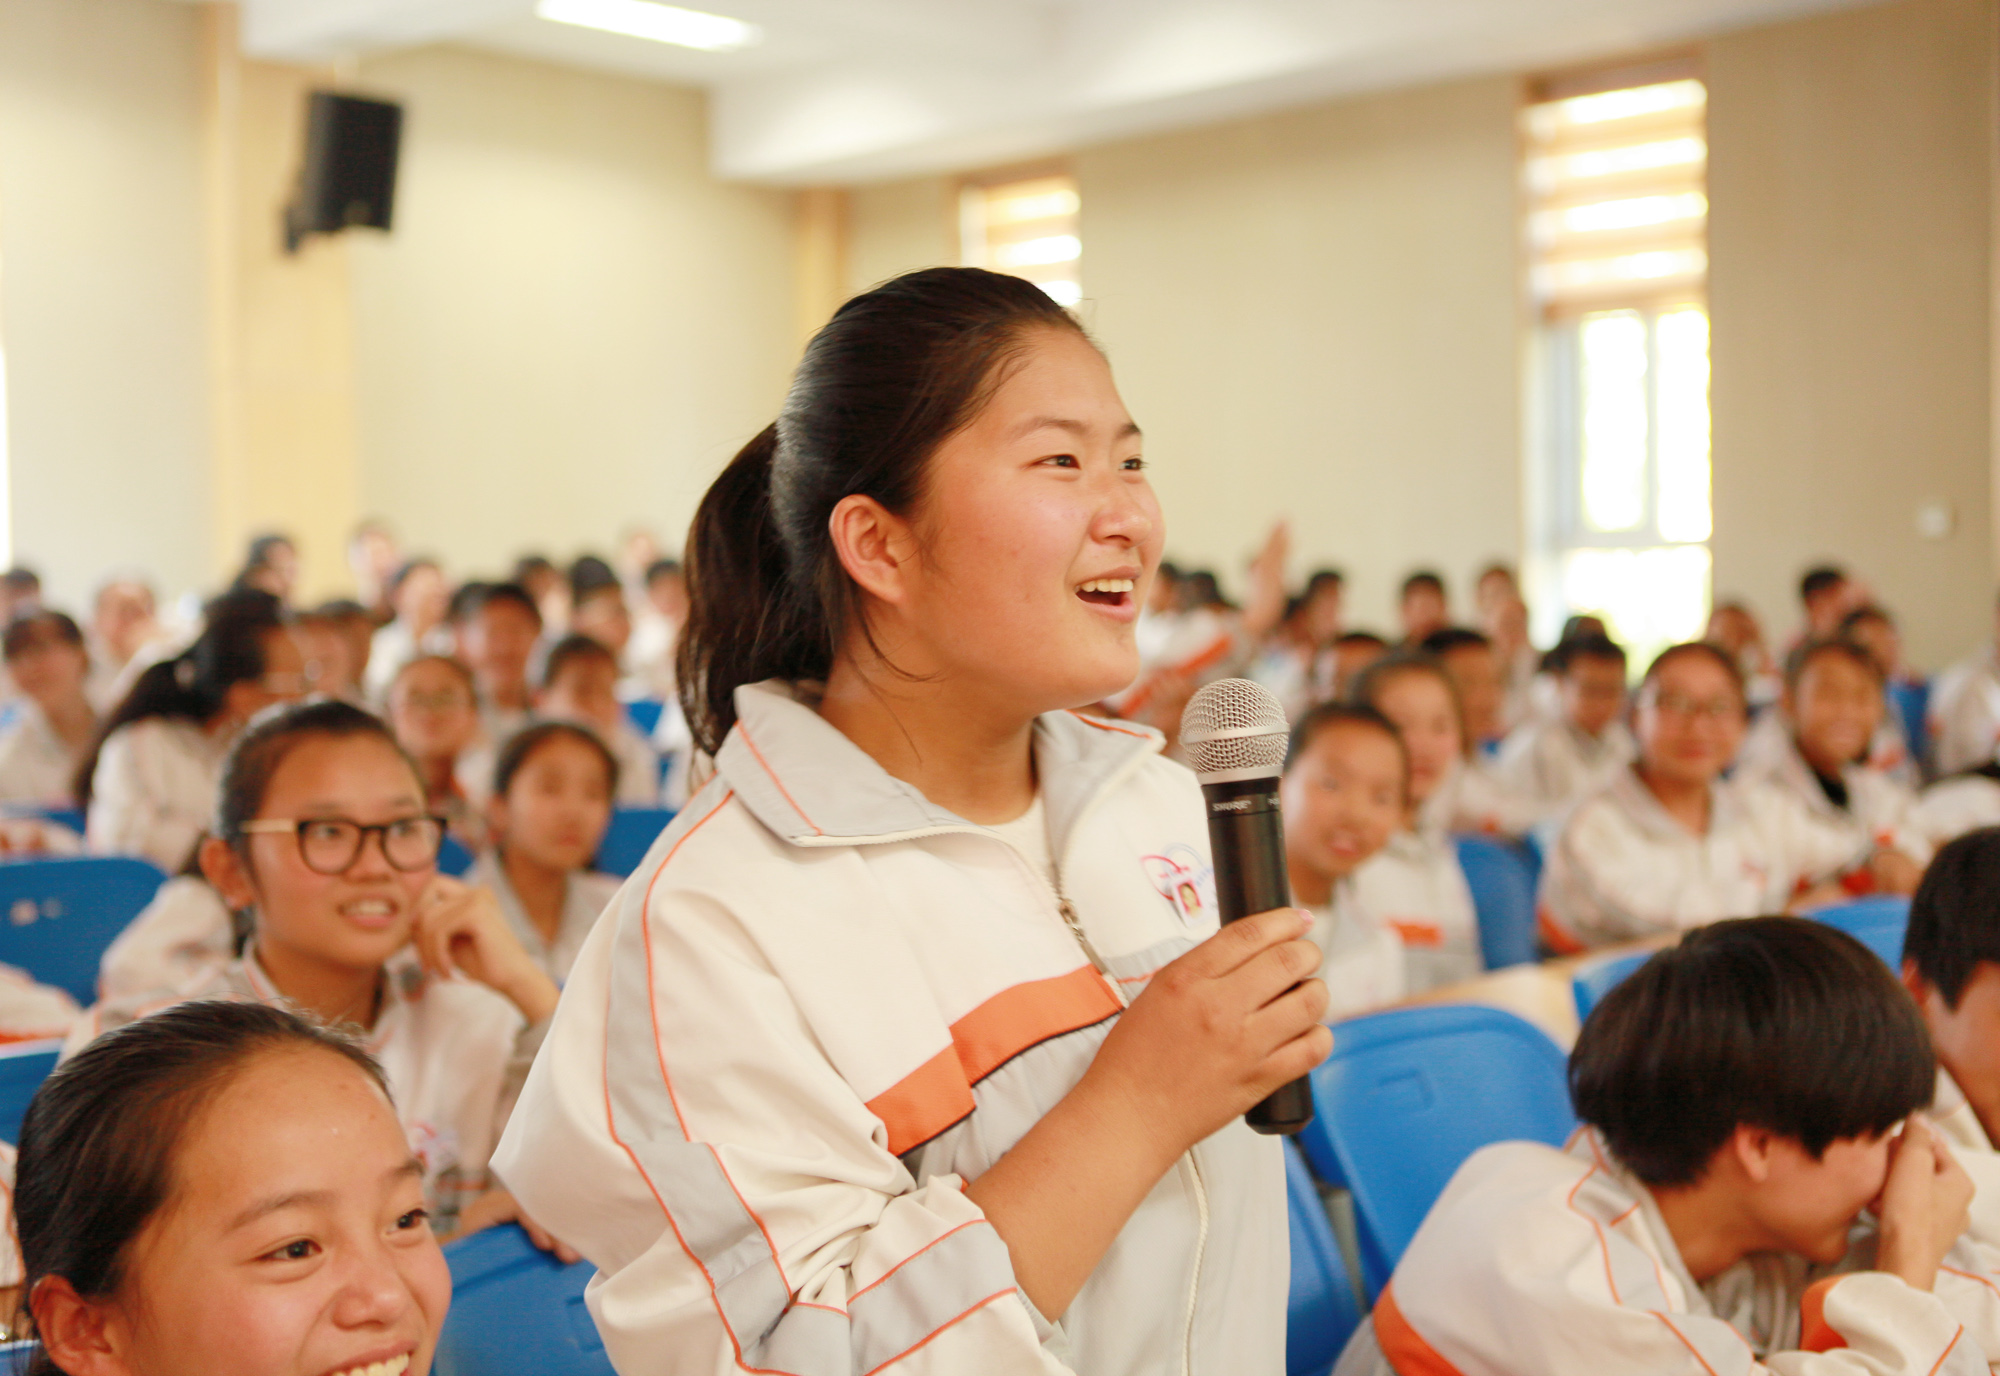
<box><xmin>961</xmin><ymin>173</ymin><xmax>1082</xmax><ymax>308</ymax></box>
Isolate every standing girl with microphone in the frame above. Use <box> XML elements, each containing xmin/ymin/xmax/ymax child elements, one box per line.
<box><xmin>494</xmin><ymin>268</ymin><xmax>1330</xmax><ymax>1376</ymax></box>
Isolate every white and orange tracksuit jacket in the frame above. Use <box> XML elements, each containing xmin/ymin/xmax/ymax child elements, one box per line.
<box><xmin>490</xmin><ymin>680</ymin><xmax>1287</xmax><ymax>1376</ymax></box>
<box><xmin>1334</xmin><ymin>1131</ymin><xmax>2000</xmax><ymax>1376</ymax></box>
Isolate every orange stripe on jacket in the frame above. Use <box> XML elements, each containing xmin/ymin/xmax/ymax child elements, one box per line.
<box><xmin>864</xmin><ymin>966</ymin><xmax>1121</xmax><ymax>1156</ymax></box>
<box><xmin>1799</xmin><ymin>1277</ymin><xmax>1846</xmax><ymax>1353</ymax></box>
<box><xmin>1372</xmin><ymin>1282</ymin><xmax>1467</xmax><ymax>1376</ymax></box>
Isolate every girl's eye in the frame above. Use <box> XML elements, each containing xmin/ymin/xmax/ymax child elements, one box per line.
<box><xmin>1122</xmin><ymin>456</ymin><xmax>1147</xmax><ymax>471</ymax></box>
<box><xmin>266</xmin><ymin>1238</ymin><xmax>319</xmax><ymax>1262</ymax></box>
<box><xmin>1044</xmin><ymin>454</ymin><xmax>1079</xmax><ymax>468</ymax></box>
<box><xmin>395</xmin><ymin>1208</ymin><xmax>431</xmax><ymax>1233</ymax></box>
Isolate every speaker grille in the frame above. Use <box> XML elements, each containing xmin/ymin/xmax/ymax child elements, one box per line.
<box><xmin>1181</xmin><ymin>678</ymin><xmax>1290</xmax><ymax>782</ymax></box>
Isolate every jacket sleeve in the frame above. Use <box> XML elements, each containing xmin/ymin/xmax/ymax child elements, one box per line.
<box><xmin>491</xmin><ymin>871</ymin><xmax>1066</xmax><ymax>1376</ymax></box>
<box><xmin>1538</xmin><ymin>801</ymin><xmax>1677</xmax><ymax>949</ymax></box>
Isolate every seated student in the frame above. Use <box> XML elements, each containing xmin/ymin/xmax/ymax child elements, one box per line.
<box><xmin>1329</xmin><ymin>630</ymin><xmax>1389</xmax><ymax>700</ymax></box>
<box><xmin>1281</xmin><ymin>703</ymin><xmax>1409</xmax><ymax>1017</ymax></box>
<box><xmin>84</xmin><ymin>576</ymin><xmax>159</xmax><ymax>714</ymax></box>
<box><xmin>1348</xmin><ymin>655</ymin><xmax>1483</xmax><ymax>990</ymax></box>
<box><xmin>467</xmin><ymin>723</ymin><xmax>620</xmax><ymax>985</ymax></box>
<box><xmin>1841</xmin><ymin>603</ymin><xmax>1923</xmax><ymax>785</ymax></box>
<box><xmin>535</xmin><ymin>634</ymin><xmax>660</xmax><ymax>805</ymax></box>
<box><xmin>0</xmin><ymin>612</ymin><xmax>98</xmax><ymax>807</ymax></box>
<box><xmin>1735</xmin><ymin>637</ymin><xmax>1929</xmax><ymax>885</ymax></box>
<box><xmin>21</xmin><ymin>1001</ymin><xmax>452</xmax><ymax>1376</ymax></box>
<box><xmin>67</xmin><ymin>699</ymin><xmax>564</xmax><ymax>1248</ymax></box>
<box><xmin>1397</xmin><ymin>570</ymin><xmax>1448</xmax><ymax>647</ymax></box>
<box><xmin>624</xmin><ymin>556</ymin><xmax>686</xmax><ymax>701</ymax></box>
<box><xmin>1419</xmin><ymin>627</ymin><xmax>1506</xmax><ymax>751</ymax></box>
<box><xmin>363</xmin><ymin>558</ymin><xmax>450</xmax><ymax>704</ymax></box>
<box><xmin>292</xmin><ymin>600</ymin><xmax>373</xmax><ymax>702</ymax></box>
<box><xmin>566</xmin><ymin>558</ymin><xmax>634</xmax><ymax>667</ymax></box>
<box><xmin>385</xmin><ymin>654</ymin><xmax>488</xmax><ymax>843</ymax></box>
<box><xmin>1250</xmin><ymin>571</ymin><xmax>1344</xmax><ymax>720</ymax></box>
<box><xmin>1493</xmin><ymin>632</ymin><xmax>1634</xmax><ymax>819</ymax></box>
<box><xmin>450</xmin><ymin>582</ymin><xmax>541</xmax><ymax>747</ymax></box>
<box><xmin>1540</xmin><ymin>643</ymin><xmax>1901</xmax><ymax>951</ymax></box>
<box><xmin>1334</xmin><ymin>916</ymin><xmax>2000</xmax><ymax>1376</ymax></box>
<box><xmin>81</xmin><ymin>590</ymin><xmax>306</xmax><ymax>874</ymax></box>
<box><xmin>1706</xmin><ymin>598</ymin><xmax>1783</xmax><ymax>712</ymax></box>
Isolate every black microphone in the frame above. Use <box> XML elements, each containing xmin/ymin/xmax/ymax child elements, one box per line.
<box><xmin>1180</xmin><ymin>677</ymin><xmax>1315</xmax><ymax>1136</ymax></box>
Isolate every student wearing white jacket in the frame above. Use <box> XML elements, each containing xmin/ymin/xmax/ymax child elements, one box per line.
<box><xmin>1540</xmin><ymin>643</ymin><xmax>1895</xmax><ymax>952</ymax></box>
<box><xmin>1492</xmin><ymin>632</ymin><xmax>1635</xmax><ymax>821</ymax></box>
<box><xmin>492</xmin><ymin>269</ymin><xmax>1329</xmax><ymax>1376</ymax></box>
<box><xmin>1336</xmin><ymin>918</ymin><xmax>2000</xmax><ymax>1376</ymax></box>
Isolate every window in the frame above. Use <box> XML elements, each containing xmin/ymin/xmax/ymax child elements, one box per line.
<box><xmin>1524</xmin><ymin>63</ymin><xmax>1709</xmax><ymax>671</ymax></box>
<box><xmin>959</xmin><ymin>170</ymin><xmax>1081</xmax><ymax>307</ymax></box>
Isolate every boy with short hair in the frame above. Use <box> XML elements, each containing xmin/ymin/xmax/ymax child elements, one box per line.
<box><xmin>1494</xmin><ymin>632</ymin><xmax>1634</xmax><ymax>818</ymax></box>
<box><xmin>1336</xmin><ymin>917</ymin><xmax>2000</xmax><ymax>1376</ymax></box>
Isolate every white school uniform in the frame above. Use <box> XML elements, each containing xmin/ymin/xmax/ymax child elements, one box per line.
<box><xmin>467</xmin><ymin>851</ymin><xmax>620</xmax><ymax>986</ymax></box>
<box><xmin>1538</xmin><ymin>768</ymin><xmax>1867</xmax><ymax>952</ymax></box>
<box><xmin>67</xmin><ymin>948</ymin><xmax>544</xmax><ymax>1236</ymax></box>
<box><xmin>1353</xmin><ymin>819</ymin><xmax>1481</xmax><ymax>994</ymax></box>
<box><xmin>363</xmin><ymin>619</ymin><xmax>453</xmax><ymax>705</ymax></box>
<box><xmin>1307</xmin><ymin>878</ymin><xmax>1406</xmax><ymax>1019</ymax></box>
<box><xmin>0</xmin><ymin>702</ymin><xmax>85</xmax><ymax>807</ymax></box>
<box><xmin>1733</xmin><ymin>713</ymin><xmax>1931</xmax><ymax>867</ymax></box>
<box><xmin>85</xmin><ymin>716</ymin><xmax>227</xmax><ymax>873</ymax></box>
<box><xmin>1929</xmin><ymin>645</ymin><xmax>2000</xmax><ymax>777</ymax></box>
<box><xmin>605</xmin><ymin>717</ymin><xmax>663</xmax><ymax>805</ymax></box>
<box><xmin>1912</xmin><ymin>771</ymin><xmax>2000</xmax><ymax>848</ymax></box>
<box><xmin>1332</xmin><ymin>1130</ymin><xmax>2000</xmax><ymax>1376</ymax></box>
<box><xmin>650</xmin><ymin>696</ymin><xmax>696</xmax><ymax>810</ymax></box>
<box><xmin>1492</xmin><ymin>716</ymin><xmax>1637</xmax><ymax>821</ymax></box>
<box><xmin>1248</xmin><ymin>644</ymin><xmax>1318</xmax><ymax>723</ymax></box>
<box><xmin>1432</xmin><ymin>756</ymin><xmax>1541</xmax><ymax>839</ymax></box>
<box><xmin>97</xmin><ymin>875</ymin><xmax>233</xmax><ymax>1002</ymax></box>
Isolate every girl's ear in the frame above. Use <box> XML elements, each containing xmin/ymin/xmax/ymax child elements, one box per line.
<box><xmin>199</xmin><ymin>835</ymin><xmax>258</xmax><ymax>913</ymax></box>
<box><xmin>827</xmin><ymin>494</ymin><xmax>918</xmax><ymax>608</ymax></box>
<box><xmin>32</xmin><ymin>1275</ymin><xmax>130</xmax><ymax>1376</ymax></box>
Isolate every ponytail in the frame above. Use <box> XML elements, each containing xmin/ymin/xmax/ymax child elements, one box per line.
<box><xmin>676</xmin><ymin>267</ymin><xmax>1086</xmax><ymax>753</ymax></box>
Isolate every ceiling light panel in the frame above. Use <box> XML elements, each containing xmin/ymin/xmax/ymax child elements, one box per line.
<box><xmin>535</xmin><ymin>0</ymin><xmax>762</xmax><ymax>52</ymax></box>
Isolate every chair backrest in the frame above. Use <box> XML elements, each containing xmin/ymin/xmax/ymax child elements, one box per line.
<box><xmin>0</xmin><ymin>1039</ymin><xmax>60</xmax><ymax>1144</ymax></box>
<box><xmin>1571</xmin><ymin>948</ymin><xmax>1656</xmax><ymax>1023</ymax></box>
<box><xmin>437</xmin><ymin>835</ymin><xmax>475</xmax><ymax>878</ymax></box>
<box><xmin>1889</xmin><ymin>678</ymin><xmax>1930</xmax><ymax>769</ymax></box>
<box><xmin>28</xmin><ymin>808</ymin><xmax>85</xmax><ymax>836</ymax></box>
<box><xmin>0</xmin><ymin>1339</ymin><xmax>37</xmax><ymax>1374</ymax></box>
<box><xmin>1299</xmin><ymin>1004</ymin><xmax>1576</xmax><ymax>1296</ymax></box>
<box><xmin>0</xmin><ymin>856</ymin><xmax>166</xmax><ymax>1004</ymax></box>
<box><xmin>623</xmin><ymin>698</ymin><xmax>665</xmax><ymax>738</ymax></box>
<box><xmin>1805</xmin><ymin>894</ymin><xmax>1911</xmax><ymax>972</ymax></box>
<box><xmin>436</xmin><ymin>1224</ymin><xmax>613</xmax><ymax>1376</ymax></box>
<box><xmin>1285</xmin><ymin>1139</ymin><xmax>1361</xmax><ymax>1376</ymax></box>
<box><xmin>1453</xmin><ymin>835</ymin><xmax>1537</xmax><ymax>970</ymax></box>
<box><xmin>594</xmin><ymin>807</ymin><xmax>676</xmax><ymax>878</ymax></box>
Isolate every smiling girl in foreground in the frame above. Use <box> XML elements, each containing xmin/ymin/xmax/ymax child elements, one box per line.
<box><xmin>495</xmin><ymin>267</ymin><xmax>1330</xmax><ymax>1375</ymax></box>
<box><xmin>69</xmin><ymin>698</ymin><xmax>562</xmax><ymax>1247</ymax></box>
<box><xmin>23</xmin><ymin>1000</ymin><xmax>450</xmax><ymax>1376</ymax></box>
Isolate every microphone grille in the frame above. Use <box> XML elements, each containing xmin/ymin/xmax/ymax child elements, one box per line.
<box><xmin>1181</xmin><ymin>678</ymin><xmax>1291</xmax><ymax>782</ymax></box>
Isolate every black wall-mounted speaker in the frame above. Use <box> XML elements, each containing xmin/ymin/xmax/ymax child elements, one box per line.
<box><xmin>284</xmin><ymin>91</ymin><xmax>403</xmax><ymax>253</ymax></box>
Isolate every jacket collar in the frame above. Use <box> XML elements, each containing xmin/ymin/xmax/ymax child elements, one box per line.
<box><xmin>1609</xmin><ymin>764</ymin><xmax>1745</xmax><ymax>841</ymax></box>
<box><xmin>715</xmin><ymin>679</ymin><xmax>1164</xmax><ymax>854</ymax></box>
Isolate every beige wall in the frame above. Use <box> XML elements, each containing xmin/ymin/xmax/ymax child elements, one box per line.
<box><xmin>346</xmin><ymin>46</ymin><xmax>798</xmax><ymax>579</ymax></box>
<box><xmin>0</xmin><ymin>0</ymin><xmax>215</xmax><ymax>611</ymax></box>
<box><xmin>1708</xmin><ymin>0</ymin><xmax>1996</xmax><ymax>671</ymax></box>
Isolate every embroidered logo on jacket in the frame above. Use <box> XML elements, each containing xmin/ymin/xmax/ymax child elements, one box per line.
<box><xmin>1142</xmin><ymin>845</ymin><xmax>1216</xmax><ymax>928</ymax></box>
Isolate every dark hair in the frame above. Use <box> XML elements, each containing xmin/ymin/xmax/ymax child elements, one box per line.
<box><xmin>494</xmin><ymin>720</ymin><xmax>618</xmax><ymax>799</ymax></box>
<box><xmin>1418</xmin><ymin>626</ymin><xmax>1491</xmax><ymax>657</ymax></box>
<box><xmin>1303</xmin><ymin>568</ymin><xmax>1344</xmax><ymax>596</ymax></box>
<box><xmin>1349</xmin><ymin>651</ymin><xmax>1460</xmax><ymax>717</ymax></box>
<box><xmin>385</xmin><ymin>558</ymin><xmax>439</xmax><ymax>602</ymax></box>
<box><xmin>644</xmin><ymin>558</ymin><xmax>683</xmax><ymax>585</ymax></box>
<box><xmin>1180</xmin><ymin>570</ymin><xmax>1227</xmax><ymax>611</ymax></box>
<box><xmin>1155</xmin><ymin>559</ymin><xmax>1183</xmax><ymax>586</ymax></box>
<box><xmin>1476</xmin><ymin>562</ymin><xmax>1516</xmax><ymax>587</ymax></box>
<box><xmin>451</xmin><ymin>580</ymin><xmax>541</xmax><ymax>631</ymax></box>
<box><xmin>1906</xmin><ymin>828</ymin><xmax>2000</xmax><ymax>1007</ymax></box>
<box><xmin>1400</xmin><ymin>570</ymin><xmax>1445</xmax><ymax>599</ymax></box>
<box><xmin>16</xmin><ymin>1001</ymin><xmax>387</xmax><ymax>1368</ymax></box>
<box><xmin>1334</xmin><ymin>630</ymin><xmax>1388</xmax><ymax>650</ymax></box>
<box><xmin>677</xmin><ymin>266</ymin><xmax>1086</xmax><ymax>754</ymax></box>
<box><xmin>1284</xmin><ymin>701</ymin><xmax>1408</xmax><ymax>784</ymax></box>
<box><xmin>1839</xmin><ymin>604</ymin><xmax>1894</xmax><ymax>635</ymax></box>
<box><xmin>76</xmin><ymin>591</ymin><xmax>288</xmax><ymax>810</ymax></box>
<box><xmin>1640</xmin><ymin>640</ymin><xmax>1746</xmax><ymax>697</ymax></box>
<box><xmin>1547</xmin><ymin>631</ymin><xmax>1627</xmax><ymax>674</ymax></box>
<box><xmin>1572</xmin><ymin>916</ymin><xmax>1932</xmax><ymax>1187</ymax></box>
<box><xmin>389</xmin><ymin>653</ymin><xmax>477</xmax><ymax>700</ymax></box>
<box><xmin>1783</xmin><ymin>635</ymin><xmax>1883</xmax><ymax>692</ymax></box>
<box><xmin>569</xmin><ymin>556</ymin><xmax>620</xmax><ymax>602</ymax></box>
<box><xmin>2</xmin><ymin>568</ymin><xmax>42</xmax><ymax>596</ymax></box>
<box><xmin>542</xmin><ymin>633</ymin><xmax>618</xmax><ymax>690</ymax></box>
<box><xmin>311</xmin><ymin>598</ymin><xmax>372</xmax><ymax>624</ymax></box>
<box><xmin>3</xmin><ymin>611</ymin><xmax>84</xmax><ymax>663</ymax></box>
<box><xmin>217</xmin><ymin>699</ymin><xmax>418</xmax><ymax>846</ymax></box>
<box><xmin>1800</xmin><ymin>565</ymin><xmax>1848</xmax><ymax>603</ymax></box>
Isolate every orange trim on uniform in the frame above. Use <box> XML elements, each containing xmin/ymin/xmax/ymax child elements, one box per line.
<box><xmin>735</xmin><ymin>720</ymin><xmax>824</xmax><ymax>837</ymax></box>
<box><xmin>1066</xmin><ymin>710</ymin><xmax>1151</xmax><ymax>739</ymax></box>
<box><xmin>1386</xmin><ymin>919</ymin><xmax>1444</xmax><ymax>948</ymax></box>
<box><xmin>865</xmin><ymin>1046</ymin><xmax>976</xmax><ymax>1158</ymax></box>
<box><xmin>1372</xmin><ymin>1283</ymin><xmax>1467</xmax><ymax>1376</ymax></box>
<box><xmin>1537</xmin><ymin>906</ymin><xmax>1587</xmax><ymax>957</ymax></box>
<box><xmin>1798</xmin><ymin>1276</ymin><xmax>1846</xmax><ymax>1353</ymax></box>
<box><xmin>949</xmin><ymin>965</ymin><xmax>1121</xmax><ymax>1085</ymax></box>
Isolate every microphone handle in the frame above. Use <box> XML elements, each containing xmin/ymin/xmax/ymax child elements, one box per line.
<box><xmin>1202</xmin><ymin>778</ymin><xmax>1316</xmax><ymax>1136</ymax></box>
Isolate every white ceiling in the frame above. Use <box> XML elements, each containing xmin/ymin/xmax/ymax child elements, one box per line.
<box><xmin>232</xmin><ymin>0</ymin><xmax>1882</xmax><ymax>184</ymax></box>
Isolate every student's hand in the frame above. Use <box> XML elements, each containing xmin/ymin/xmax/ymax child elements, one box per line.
<box><xmin>411</xmin><ymin>874</ymin><xmax>560</xmax><ymax>1023</ymax></box>
<box><xmin>1868</xmin><ymin>849</ymin><xmax>1924</xmax><ymax>896</ymax></box>
<box><xmin>1876</xmin><ymin>1117</ymin><xmax>1974</xmax><ymax>1292</ymax></box>
<box><xmin>1081</xmin><ymin>908</ymin><xmax>1331</xmax><ymax>1163</ymax></box>
<box><xmin>454</xmin><ymin>1188</ymin><xmax>582</xmax><ymax>1265</ymax></box>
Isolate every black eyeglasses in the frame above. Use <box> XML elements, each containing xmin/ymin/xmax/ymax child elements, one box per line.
<box><xmin>236</xmin><ymin>816</ymin><xmax>447</xmax><ymax>875</ymax></box>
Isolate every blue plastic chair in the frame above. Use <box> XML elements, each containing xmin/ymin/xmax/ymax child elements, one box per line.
<box><xmin>1300</xmin><ymin>1004</ymin><xmax>1576</xmax><ymax>1296</ymax></box>
<box><xmin>437</xmin><ymin>1224</ymin><xmax>611</xmax><ymax>1376</ymax></box>
<box><xmin>437</xmin><ymin>834</ymin><xmax>475</xmax><ymax>877</ymax></box>
<box><xmin>27</xmin><ymin>807</ymin><xmax>84</xmax><ymax>836</ymax></box>
<box><xmin>0</xmin><ymin>1039</ymin><xmax>60</xmax><ymax>1144</ymax></box>
<box><xmin>1571</xmin><ymin>948</ymin><xmax>1655</xmax><ymax>1023</ymax></box>
<box><xmin>624</xmin><ymin>698</ymin><xmax>665</xmax><ymax>738</ymax></box>
<box><xmin>1889</xmin><ymin>678</ymin><xmax>1930</xmax><ymax>771</ymax></box>
<box><xmin>0</xmin><ymin>856</ymin><xmax>165</xmax><ymax>1004</ymax></box>
<box><xmin>0</xmin><ymin>1340</ymin><xmax>37</xmax><ymax>1373</ymax></box>
<box><xmin>1453</xmin><ymin>835</ymin><xmax>1537</xmax><ymax>970</ymax></box>
<box><xmin>1805</xmin><ymin>894</ymin><xmax>1911</xmax><ymax>972</ymax></box>
<box><xmin>1285</xmin><ymin>1139</ymin><xmax>1361</xmax><ymax>1376</ymax></box>
<box><xmin>595</xmin><ymin>808</ymin><xmax>676</xmax><ymax>878</ymax></box>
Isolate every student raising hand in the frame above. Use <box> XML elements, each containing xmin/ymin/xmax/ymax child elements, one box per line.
<box><xmin>410</xmin><ymin>875</ymin><xmax>559</xmax><ymax>1025</ymax></box>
